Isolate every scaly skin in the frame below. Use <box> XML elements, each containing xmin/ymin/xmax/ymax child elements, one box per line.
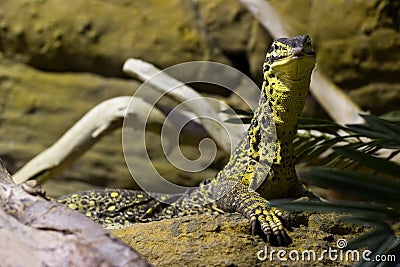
<box><xmin>212</xmin><ymin>35</ymin><xmax>315</xmax><ymax>243</ymax></box>
<box><xmin>58</xmin><ymin>35</ymin><xmax>316</xmax><ymax>244</ymax></box>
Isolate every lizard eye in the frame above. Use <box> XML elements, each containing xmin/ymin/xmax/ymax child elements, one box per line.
<box><xmin>270</xmin><ymin>50</ymin><xmax>287</xmax><ymax>62</ymax></box>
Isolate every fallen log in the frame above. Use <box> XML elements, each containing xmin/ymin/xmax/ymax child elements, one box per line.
<box><xmin>0</xmin><ymin>159</ymin><xmax>151</xmax><ymax>267</ymax></box>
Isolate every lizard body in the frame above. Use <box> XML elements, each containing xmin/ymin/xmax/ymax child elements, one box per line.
<box><xmin>58</xmin><ymin>35</ymin><xmax>316</xmax><ymax>242</ymax></box>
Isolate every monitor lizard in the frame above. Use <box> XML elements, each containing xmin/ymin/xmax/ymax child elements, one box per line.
<box><xmin>58</xmin><ymin>35</ymin><xmax>316</xmax><ymax>245</ymax></box>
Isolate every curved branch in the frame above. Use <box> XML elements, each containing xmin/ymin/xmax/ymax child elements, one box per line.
<box><xmin>12</xmin><ymin>96</ymin><xmax>165</xmax><ymax>184</ymax></box>
<box><xmin>123</xmin><ymin>59</ymin><xmax>243</xmax><ymax>153</ymax></box>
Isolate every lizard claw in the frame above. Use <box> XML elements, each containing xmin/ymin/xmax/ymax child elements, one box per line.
<box><xmin>277</xmin><ymin>234</ymin><xmax>282</xmax><ymax>246</ymax></box>
<box><xmin>242</xmin><ymin>202</ymin><xmax>287</xmax><ymax>245</ymax></box>
<box><xmin>251</xmin><ymin>219</ymin><xmax>257</xmax><ymax>236</ymax></box>
<box><xmin>215</xmin><ymin>184</ymin><xmax>289</xmax><ymax>245</ymax></box>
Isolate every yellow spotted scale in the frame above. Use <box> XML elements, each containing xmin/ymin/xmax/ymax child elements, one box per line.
<box><xmin>58</xmin><ymin>35</ymin><xmax>316</xmax><ymax>244</ymax></box>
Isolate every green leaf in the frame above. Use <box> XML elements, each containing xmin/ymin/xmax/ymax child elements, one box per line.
<box><xmin>346</xmin><ymin>124</ymin><xmax>395</xmax><ymax>141</ymax></box>
<box><xmin>333</xmin><ymin>146</ymin><xmax>400</xmax><ymax>178</ymax></box>
<box><xmin>380</xmin><ymin>110</ymin><xmax>400</xmax><ymax>122</ymax></box>
<box><xmin>319</xmin><ymin>151</ymin><xmax>341</xmax><ymax>166</ymax></box>
<box><xmin>382</xmin><ymin>236</ymin><xmax>400</xmax><ymax>266</ymax></box>
<box><xmin>295</xmin><ymin>138</ymin><xmax>324</xmax><ymax>163</ymax></box>
<box><xmin>360</xmin><ymin>114</ymin><xmax>400</xmax><ymax>136</ymax></box>
<box><xmin>298</xmin><ymin>117</ymin><xmax>345</xmax><ymax>135</ymax></box>
<box><xmin>270</xmin><ymin>199</ymin><xmax>397</xmax><ymax>219</ymax></box>
<box><xmin>346</xmin><ymin>226</ymin><xmax>393</xmax><ymax>252</ymax></box>
<box><xmin>298</xmin><ymin>117</ymin><xmax>343</xmax><ymax>128</ymax></box>
<box><xmin>300</xmin><ymin>168</ymin><xmax>400</xmax><ymax>204</ymax></box>
<box><xmin>301</xmin><ymin>138</ymin><xmax>341</xmax><ymax>163</ymax></box>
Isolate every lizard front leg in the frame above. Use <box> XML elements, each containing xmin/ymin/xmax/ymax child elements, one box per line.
<box><xmin>214</xmin><ymin>180</ymin><xmax>287</xmax><ymax>245</ymax></box>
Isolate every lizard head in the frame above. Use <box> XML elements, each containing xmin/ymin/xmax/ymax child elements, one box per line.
<box><xmin>264</xmin><ymin>35</ymin><xmax>316</xmax><ymax>82</ymax></box>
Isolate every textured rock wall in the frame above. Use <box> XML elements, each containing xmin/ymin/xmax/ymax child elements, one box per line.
<box><xmin>0</xmin><ymin>0</ymin><xmax>257</xmax><ymax>76</ymax></box>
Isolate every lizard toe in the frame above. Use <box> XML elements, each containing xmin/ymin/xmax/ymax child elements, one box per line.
<box><xmin>244</xmin><ymin>202</ymin><xmax>286</xmax><ymax>245</ymax></box>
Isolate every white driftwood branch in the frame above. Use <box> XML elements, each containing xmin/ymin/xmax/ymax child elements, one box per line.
<box><xmin>123</xmin><ymin>59</ymin><xmax>244</xmax><ymax>152</ymax></box>
<box><xmin>237</xmin><ymin>0</ymin><xmax>294</xmax><ymax>38</ymax></box>
<box><xmin>238</xmin><ymin>0</ymin><xmax>365</xmax><ymax>125</ymax></box>
<box><xmin>310</xmin><ymin>68</ymin><xmax>365</xmax><ymax>124</ymax></box>
<box><xmin>13</xmin><ymin>59</ymin><xmax>248</xmax><ymax>184</ymax></box>
<box><xmin>13</xmin><ymin>96</ymin><xmax>165</xmax><ymax>184</ymax></box>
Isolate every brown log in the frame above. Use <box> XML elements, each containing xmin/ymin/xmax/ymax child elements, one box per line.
<box><xmin>0</xmin><ymin>159</ymin><xmax>151</xmax><ymax>267</ymax></box>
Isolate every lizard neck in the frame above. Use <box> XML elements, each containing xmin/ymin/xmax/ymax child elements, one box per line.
<box><xmin>262</xmin><ymin>76</ymin><xmax>310</xmax><ymax>138</ymax></box>
<box><xmin>261</xmin><ymin>59</ymin><xmax>313</xmax><ymax>164</ymax></box>
<box><xmin>254</xmin><ymin>57</ymin><xmax>314</xmax><ymax>198</ymax></box>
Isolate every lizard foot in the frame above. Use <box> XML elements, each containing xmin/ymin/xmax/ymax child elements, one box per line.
<box><xmin>240</xmin><ymin>201</ymin><xmax>288</xmax><ymax>245</ymax></box>
<box><xmin>214</xmin><ymin>183</ymin><xmax>289</xmax><ymax>245</ymax></box>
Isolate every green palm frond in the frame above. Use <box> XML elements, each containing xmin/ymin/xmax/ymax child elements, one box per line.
<box><xmin>272</xmin><ymin>111</ymin><xmax>400</xmax><ymax>266</ymax></box>
<box><xmin>295</xmin><ymin>113</ymin><xmax>400</xmax><ymax>166</ymax></box>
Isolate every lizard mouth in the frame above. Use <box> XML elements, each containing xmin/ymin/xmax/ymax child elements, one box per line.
<box><xmin>271</xmin><ymin>54</ymin><xmax>316</xmax><ymax>80</ymax></box>
<box><xmin>291</xmin><ymin>50</ymin><xmax>315</xmax><ymax>60</ymax></box>
<box><xmin>291</xmin><ymin>53</ymin><xmax>306</xmax><ymax>60</ymax></box>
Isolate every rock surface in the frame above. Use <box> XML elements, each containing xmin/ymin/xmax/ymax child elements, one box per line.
<box><xmin>0</xmin><ymin>0</ymin><xmax>254</xmax><ymax>77</ymax></box>
<box><xmin>112</xmin><ymin>212</ymin><xmax>363</xmax><ymax>266</ymax></box>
